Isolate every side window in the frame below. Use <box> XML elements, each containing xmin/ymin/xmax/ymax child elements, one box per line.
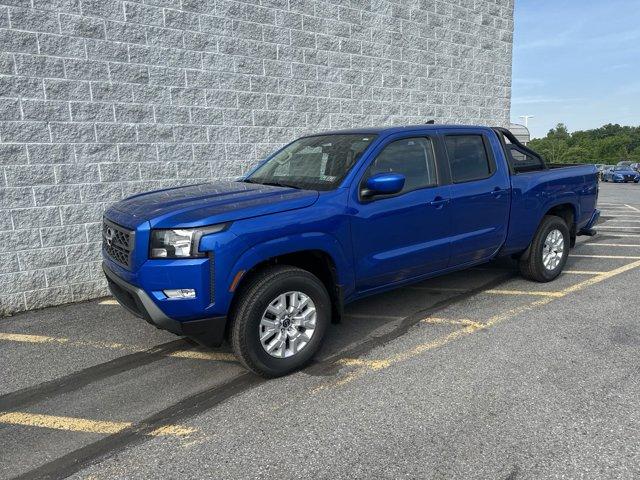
<box><xmin>366</xmin><ymin>137</ymin><xmax>437</xmax><ymax>193</ymax></box>
<box><xmin>444</xmin><ymin>135</ymin><xmax>492</xmax><ymax>183</ymax></box>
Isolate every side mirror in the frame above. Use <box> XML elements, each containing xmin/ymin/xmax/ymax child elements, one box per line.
<box><xmin>362</xmin><ymin>173</ymin><xmax>405</xmax><ymax>198</ymax></box>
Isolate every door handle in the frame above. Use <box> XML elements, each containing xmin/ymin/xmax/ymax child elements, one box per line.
<box><xmin>490</xmin><ymin>187</ymin><xmax>507</xmax><ymax>197</ymax></box>
<box><xmin>428</xmin><ymin>197</ymin><xmax>450</xmax><ymax>208</ymax></box>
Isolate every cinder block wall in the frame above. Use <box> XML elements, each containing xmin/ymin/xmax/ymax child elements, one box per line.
<box><xmin>0</xmin><ymin>0</ymin><xmax>514</xmax><ymax>316</ymax></box>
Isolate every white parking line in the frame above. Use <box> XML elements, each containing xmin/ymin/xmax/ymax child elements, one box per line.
<box><xmin>571</xmin><ymin>254</ymin><xmax>640</xmax><ymax>259</ymax></box>
<box><xmin>625</xmin><ymin>204</ymin><xmax>640</xmax><ymax>212</ymax></box>
<box><xmin>598</xmin><ymin>227</ymin><xmax>640</xmax><ymax>230</ymax></box>
<box><xmin>583</xmin><ymin>243</ymin><xmax>640</xmax><ymax>248</ymax></box>
<box><xmin>598</xmin><ymin>233</ymin><xmax>640</xmax><ymax>237</ymax></box>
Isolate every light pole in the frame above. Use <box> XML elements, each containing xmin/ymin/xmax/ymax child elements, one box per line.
<box><xmin>519</xmin><ymin>115</ymin><xmax>534</xmax><ymax>127</ymax></box>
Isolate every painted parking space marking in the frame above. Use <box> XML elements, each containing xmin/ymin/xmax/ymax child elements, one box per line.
<box><xmin>0</xmin><ymin>332</ymin><xmax>237</xmax><ymax>363</ymax></box>
<box><xmin>0</xmin><ymin>412</ymin><xmax>196</xmax><ymax>437</ymax></box>
<box><xmin>563</xmin><ymin>270</ymin><xmax>606</xmax><ymax>275</ymax></box>
<box><xmin>598</xmin><ymin>226</ymin><xmax>640</xmax><ymax>230</ymax></box>
<box><xmin>625</xmin><ymin>204</ymin><xmax>640</xmax><ymax>212</ymax></box>
<box><xmin>582</xmin><ymin>243</ymin><xmax>640</xmax><ymax>248</ymax></box>
<box><xmin>604</xmin><ymin>220</ymin><xmax>640</xmax><ymax>223</ymax></box>
<box><xmin>421</xmin><ymin>317</ymin><xmax>485</xmax><ymax>328</ymax></box>
<box><xmin>315</xmin><ymin>258</ymin><xmax>640</xmax><ymax>390</ymax></box>
<box><xmin>598</xmin><ymin>233</ymin><xmax>640</xmax><ymax>237</ymax></box>
<box><xmin>571</xmin><ymin>254</ymin><xmax>640</xmax><ymax>259</ymax></box>
<box><xmin>484</xmin><ymin>289</ymin><xmax>564</xmax><ymax>297</ymax></box>
<box><xmin>98</xmin><ymin>299</ymin><xmax>118</xmax><ymax>305</ymax></box>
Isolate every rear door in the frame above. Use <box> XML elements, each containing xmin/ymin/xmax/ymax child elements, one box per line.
<box><xmin>441</xmin><ymin>129</ymin><xmax>511</xmax><ymax>267</ymax></box>
<box><xmin>350</xmin><ymin>133</ymin><xmax>452</xmax><ymax>291</ymax></box>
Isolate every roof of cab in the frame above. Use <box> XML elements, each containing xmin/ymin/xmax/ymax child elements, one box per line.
<box><xmin>313</xmin><ymin>124</ymin><xmax>492</xmax><ymax>136</ymax></box>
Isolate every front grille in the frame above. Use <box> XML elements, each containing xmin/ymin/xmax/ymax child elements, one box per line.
<box><xmin>103</xmin><ymin>219</ymin><xmax>134</xmax><ymax>269</ymax></box>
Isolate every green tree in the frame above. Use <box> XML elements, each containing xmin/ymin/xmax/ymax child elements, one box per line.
<box><xmin>527</xmin><ymin>122</ymin><xmax>640</xmax><ymax>165</ymax></box>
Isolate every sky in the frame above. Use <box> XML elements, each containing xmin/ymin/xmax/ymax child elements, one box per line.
<box><xmin>511</xmin><ymin>0</ymin><xmax>640</xmax><ymax>139</ymax></box>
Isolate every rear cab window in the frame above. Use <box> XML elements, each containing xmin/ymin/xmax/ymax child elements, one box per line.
<box><xmin>503</xmin><ymin>136</ymin><xmax>545</xmax><ymax>173</ymax></box>
<box><xmin>443</xmin><ymin>134</ymin><xmax>494</xmax><ymax>183</ymax></box>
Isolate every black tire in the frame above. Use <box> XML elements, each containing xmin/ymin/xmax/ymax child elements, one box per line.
<box><xmin>519</xmin><ymin>215</ymin><xmax>570</xmax><ymax>282</ymax></box>
<box><xmin>230</xmin><ymin>265</ymin><xmax>330</xmax><ymax>378</ymax></box>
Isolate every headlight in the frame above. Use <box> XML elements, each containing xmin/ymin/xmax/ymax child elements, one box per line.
<box><xmin>150</xmin><ymin>224</ymin><xmax>228</xmax><ymax>259</ymax></box>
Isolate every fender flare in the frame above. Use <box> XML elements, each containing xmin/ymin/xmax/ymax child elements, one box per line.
<box><xmin>224</xmin><ymin>231</ymin><xmax>354</xmax><ymax>301</ymax></box>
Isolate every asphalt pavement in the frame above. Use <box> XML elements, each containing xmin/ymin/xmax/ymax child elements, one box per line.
<box><xmin>1</xmin><ymin>182</ymin><xmax>639</xmax><ymax>479</ymax></box>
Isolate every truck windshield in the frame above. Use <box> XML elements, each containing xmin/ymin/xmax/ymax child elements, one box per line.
<box><xmin>245</xmin><ymin>134</ymin><xmax>377</xmax><ymax>191</ymax></box>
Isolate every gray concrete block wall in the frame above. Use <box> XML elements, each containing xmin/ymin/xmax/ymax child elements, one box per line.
<box><xmin>0</xmin><ymin>0</ymin><xmax>514</xmax><ymax>316</ymax></box>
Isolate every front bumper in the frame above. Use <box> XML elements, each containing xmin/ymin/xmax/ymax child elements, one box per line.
<box><xmin>103</xmin><ymin>263</ymin><xmax>227</xmax><ymax>346</ymax></box>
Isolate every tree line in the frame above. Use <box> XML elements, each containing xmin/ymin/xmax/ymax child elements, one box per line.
<box><xmin>527</xmin><ymin>123</ymin><xmax>640</xmax><ymax>165</ymax></box>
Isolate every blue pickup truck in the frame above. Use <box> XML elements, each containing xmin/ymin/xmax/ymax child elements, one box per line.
<box><xmin>102</xmin><ymin>125</ymin><xmax>599</xmax><ymax>377</ymax></box>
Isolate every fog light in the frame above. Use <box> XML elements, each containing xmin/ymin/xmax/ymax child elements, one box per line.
<box><xmin>163</xmin><ymin>289</ymin><xmax>196</xmax><ymax>299</ymax></box>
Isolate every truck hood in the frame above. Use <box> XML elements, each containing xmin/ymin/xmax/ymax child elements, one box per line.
<box><xmin>110</xmin><ymin>181</ymin><xmax>319</xmax><ymax>228</ymax></box>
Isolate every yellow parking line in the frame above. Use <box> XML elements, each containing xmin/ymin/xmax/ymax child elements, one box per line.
<box><xmin>0</xmin><ymin>332</ymin><xmax>236</xmax><ymax>363</ymax></box>
<box><xmin>421</xmin><ymin>317</ymin><xmax>485</xmax><ymax>328</ymax></box>
<box><xmin>571</xmin><ymin>254</ymin><xmax>640</xmax><ymax>259</ymax></box>
<box><xmin>316</xmin><ymin>259</ymin><xmax>640</xmax><ymax>389</ymax></box>
<box><xmin>337</xmin><ymin>358</ymin><xmax>391</xmax><ymax>370</ymax></box>
<box><xmin>563</xmin><ymin>270</ymin><xmax>605</xmax><ymax>275</ymax></box>
<box><xmin>98</xmin><ymin>299</ymin><xmax>118</xmax><ymax>305</ymax></box>
<box><xmin>169</xmin><ymin>350</ymin><xmax>236</xmax><ymax>362</ymax></box>
<box><xmin>484</xmin><ymin>289</ymin><xmax>564</xmax><ymax>297</ymax></box>
<box><xmin>0</xmin><ymin>412</ymin><xmax>196</xmax><ymax>437</ymax></box>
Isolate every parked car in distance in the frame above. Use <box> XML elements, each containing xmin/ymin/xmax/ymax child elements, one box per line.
<box><xmin>602</xmin><ymin>165</ymin><xmax>640</xmax><ymax>183</ymax></box>
<box><xmin>596</xmin><ymin>164</ymin><xmax>607</xmax><ymax>180</ymax></box>
<box><xmin>617</xmin><ymin>160</ymin><xmax>634</xmax><ymax>167</ymax></box>
<box><xmin>102</xmin><ymin>125</ymin><xmax>600</xmax><ymax>377</ymax></box>
<box><xmin>599</xmin><ymin>165</ymin><xmax>614</xmax><ymax>181</ymax></box>
<box><xmin>630</xmin><ymin>162</ymin><xmax>640</xmax><ymax>172</ymax></box>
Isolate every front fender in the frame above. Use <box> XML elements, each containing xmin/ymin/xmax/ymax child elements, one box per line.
<box><xmin>225</xmin><ymin>232</ymin><xmax>354</xmax><ymax>307</ymax></box>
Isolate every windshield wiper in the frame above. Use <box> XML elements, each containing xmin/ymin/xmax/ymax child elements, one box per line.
<box><xmin>245</xmin><ymin>179</ymin><xmax>301</xmax><ymax>189</ymax></box>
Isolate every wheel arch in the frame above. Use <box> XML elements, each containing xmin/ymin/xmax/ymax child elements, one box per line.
<box><xmin>544</xmin><ymin>202</ymin><xmax>577</xmax><ymax>246</ymax></box>
<box><xmin>226</xmin><ymin>235</ymin><xmax>352</xmax><ymax>325</ymax></box>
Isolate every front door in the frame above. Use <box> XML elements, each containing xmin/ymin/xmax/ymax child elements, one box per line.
<box><xmin>350</xmin><ymin>135</ymin><xmax>452</xmax><ymax>291</ymax></box>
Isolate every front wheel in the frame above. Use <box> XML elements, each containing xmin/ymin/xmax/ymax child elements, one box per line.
<box><xmin>519</xmin><ymin>215</ymin><xmax>570</xmax><ymax>282</ymax></box>
<box><xmin>230</xmin><ymin>265</ymin><xmax>331</xmax><ymax>377</ymax></box>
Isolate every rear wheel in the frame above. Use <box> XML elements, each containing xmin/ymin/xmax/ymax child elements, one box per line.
<box><xmin>519</xmin><ymin>215</ymin><xmax>570</xmax><ymax>282</ymax></box>
<box><xmin>230</xmin><ymin>265</ymin><xmax>330</xmax><ymax>377</ymax></box>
